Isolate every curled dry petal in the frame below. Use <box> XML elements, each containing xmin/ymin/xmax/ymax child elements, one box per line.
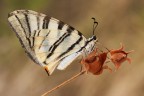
<box><xmin>81</xmin><ymin>49</ymin><xmax>112</xmax><ymax>75</ymax></box>
<box><xmin>109</xmin><ymin>43</ymin><xmax>133</xmax><ymax>69</ymax></box>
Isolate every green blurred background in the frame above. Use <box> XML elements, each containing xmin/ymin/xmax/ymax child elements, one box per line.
<box><xmin>0</xmin><ymin>0</ymin><xmax>144</xmax><ymax>96</ymax></box>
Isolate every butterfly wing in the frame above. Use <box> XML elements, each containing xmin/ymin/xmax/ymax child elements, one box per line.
<box><xmin>8</xmin><ymin>10</ymin><xmax>96</xmax><ymax>75</ymax></box>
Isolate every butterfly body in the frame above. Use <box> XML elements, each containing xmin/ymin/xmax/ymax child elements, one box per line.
<box><xmin>8</xmin><ymin>10</ymin><xmax>97</xmax><ymax>75</ymax></box>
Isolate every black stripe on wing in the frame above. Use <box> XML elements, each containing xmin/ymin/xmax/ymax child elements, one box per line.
<box><xmin>42</xmin><ymin>16</ymin><xmax>50</xmax><ymax>29</ymax></box>
<box><xmin>24</xmin><ymin>11</ymin><xmax>31</xmax><ymax>37</ymax></box>
<box><xmin>46</xmin><ymin>33</ymin><xmax>70</xmax><ymax>57</ymax></box>
<box><xmin>57</xmin><ymin>26</ymin><xmax>83</xmax><ymax>58</ymax></box>
<box><xmin>36</xmin><ymin>16</ymin><xmax>40</xmax><ymax>30</ymax></box>
<box><xmin>78</xmin><ymin>35</ymin><xmax>97</xmax><ymax>52</ymax></box>
<box><xmin>31</xmin><ymin>30</ymin><xmax>37</xmax><ymax>48</ymax></box>
<box><xmin>58</xmin><ymin>21</ymin><xmax>65</xmax><ymax>30</ymax></box>
<box><xmin>43</xmin><ymin>26</ymin><xmax>75</xmax><ymax>64</ymax></box>
<box><xmin>57</xmin><ymin>35</ymin><xmax>83</xmax><ymax>58</ymax></box>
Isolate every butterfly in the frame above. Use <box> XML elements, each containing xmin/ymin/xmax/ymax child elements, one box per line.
<box><xmin>8</xmin><ymin>10</ymin><xmax>98</xmax><ymax>75</ymax></box>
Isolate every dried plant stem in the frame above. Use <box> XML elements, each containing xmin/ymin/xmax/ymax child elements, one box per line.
<box><xmin>41</xmin><ymin>70</ymin><xmax>86</xmax><ymax>96</ymax></box>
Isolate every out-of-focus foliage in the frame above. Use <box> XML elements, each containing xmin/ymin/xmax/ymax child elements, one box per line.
<box><xmin>0</xmin><ymin>0</ymin><xmax>144</xmax><ymax>96</ymax></box>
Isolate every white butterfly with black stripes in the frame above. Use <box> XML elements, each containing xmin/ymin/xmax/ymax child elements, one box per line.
<box><xmin>8</xmin><ymin>10</ymin><xmax>98</xmax><ymax>75</ymax></box>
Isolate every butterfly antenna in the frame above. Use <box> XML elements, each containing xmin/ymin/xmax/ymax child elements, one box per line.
<box><xmin>91</xmin><ymin>17</ymin><xmax>98</xmax><ymax>35</ymax></box>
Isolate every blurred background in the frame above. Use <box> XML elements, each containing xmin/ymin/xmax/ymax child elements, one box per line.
<box><xmin>0</xmin><ymin>0</ymin><xmax>144</xmax><ymax>96</ymax></box>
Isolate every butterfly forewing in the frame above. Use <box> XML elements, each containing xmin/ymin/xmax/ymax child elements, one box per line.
<box><xmin>8</xmin><ymin>10</ymin><xmax>48</xmax><ymax>65</ymax></box>
<box><xmin>8</xmin><ymin>10</ymin><xmax>97</xmax><ymax>75</ymax></box>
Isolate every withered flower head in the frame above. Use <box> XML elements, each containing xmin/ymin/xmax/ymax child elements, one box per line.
<box><xmin>109</xmin><ymin>43</ymin><xmax>133</xmax><ymax>69</ymax></box>
<box><xmin>81</xmin><ymin>49</ymin><xmax>112</xmax><ymax>75</ymax></box>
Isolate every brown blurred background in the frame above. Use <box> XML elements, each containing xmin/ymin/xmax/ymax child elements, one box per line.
<box><xmin>0</xmin><ymin>0</ymin><xmax>144</xmax><ymax>96</ymax></box>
